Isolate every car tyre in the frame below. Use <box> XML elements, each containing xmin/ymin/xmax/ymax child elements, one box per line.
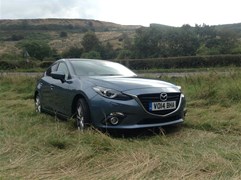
<box><xmin>76</xmin><ymin>98</ymin><xmax>90</xmax><ymax>131</ymax></box>
<box><xmin>35</xmin><ymin>94</ymin><xmax>42</xmax><ymax>113</ymax></box>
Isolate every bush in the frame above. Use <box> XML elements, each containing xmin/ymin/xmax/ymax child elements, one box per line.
<box><xmin>0</xmin><ymin>60</ymin><xmax>38</xmax><ymax>70</ymax></box>
<box><xmin>117</xmin><ymin>50</ymin><xmax>133</xmax><ymax>59</ymax></box>
<box><xmin>62</xmin><ymin>47</ymin><xmax>83</xmax><ymax>58</ymax></box>
<box><xmin>60</xmin><ymin>31</ymin><xmax>68</xmax><ymax>38</ymax></box>
<box><xmin>0</xmin><ymin>53</ymin><xmax>22</xmax><ymax>61</ymax></box>
<box><xmin>0</xmin><ymin>61</ymin><xmax>17</xmax><ymax>70</ymax></box>
<box><xmin>117</xmin><ymin>55</ymin><xmax>241</xmax><ymax>70</ymax></box>
<box><xmin>39</xmin><ymin>61</ymin><xmax>53</xmax><ymax>68</ymax></box>
<box><xmin>20</xmin><ymin>41</ymin><xmax>52</xmax><ymax>60</ymax></box>
<box><xmin>11</xmin><ymin>34</ymin><xmax>24</xmax><ymax>41</ymax></box>
<box><xmin>81</xmin><ymin>51</ymin><xmax>101</xmax><ymax>59</ymax></box>
<box><xmin>17</xmin><ymin>61</ymin><xmax>35</xmax><ymax>69</ymax></box>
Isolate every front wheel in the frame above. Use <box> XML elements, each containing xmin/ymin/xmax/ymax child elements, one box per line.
<box><xmin>35</xmin><ymin>94</ymin><xmax>42</xmax><ymax>113</ymax></box>
<box><xmin>76</xmin><ymin>98</ymin><xmax>90</xmax><ymax>131</ymax></box>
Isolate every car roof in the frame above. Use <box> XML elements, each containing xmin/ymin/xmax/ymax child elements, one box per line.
<box><xmin>58</xmin><ymin>58</ymin><xmax>112</xmax><ymax>63</ymax></box>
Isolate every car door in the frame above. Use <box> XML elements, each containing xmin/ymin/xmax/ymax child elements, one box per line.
<box><xmin>51</xmin><ymin>62</ymin><xmax>73</xmax><ymax>116</ymax></box>
<box><xmin>40</xmin><ymin>63</ymin><xmax>59</xmax><ymax>111</ymax></box>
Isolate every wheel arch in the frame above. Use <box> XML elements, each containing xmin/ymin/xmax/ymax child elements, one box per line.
<box><xmin>34</xmin><ymin>90</ymin><xmax>39</xmax><ymax>101</ymax></box>
<box><xmin>71</xmin><ymin>94</ymin><xmax>91</xmax><ymax>118</ymax></box>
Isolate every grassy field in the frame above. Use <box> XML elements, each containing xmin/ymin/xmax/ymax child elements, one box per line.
<box><xmin>0</xmin><ymin>70</ymin><xmax>241</xmax><ymax>179</ymax></box>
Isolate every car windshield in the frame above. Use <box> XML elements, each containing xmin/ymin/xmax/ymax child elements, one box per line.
<box><xmin>70</xmin><ymin>60</ymin><xmax>137</xmax><ymax>77</ymax></box>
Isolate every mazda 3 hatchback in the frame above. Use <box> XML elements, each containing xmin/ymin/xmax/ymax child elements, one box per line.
<box><xmin>34</xmin><ymin>59</ymin><xmax>186</xmax><ymax>130</ymax></box>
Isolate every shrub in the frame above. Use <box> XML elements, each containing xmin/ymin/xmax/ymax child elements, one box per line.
<box><xmin>11</xmin><ymin>34</ymin><xmax>24</xmax><ymax>41</ymax></box>
<box><xmin>60</xmin><ymin>31</ymin><xmax>68</xmax><ymax>38</ymax></box>
<box><xmin>0</xmin><ymin>53</ymin><xmax>22</xmax><ymax>61</ymax></box>
<box><xmin>81</xmin><ymin>51</ymin><xmax>101</xmax><ymax>59</ymax></box>
<box><xmin>39</xmin><ymin>61</ymin><xmax>53</xmax><ymax>68</ymax></box>
<box><xmin>0</xmin><ymin>60</ymin><xmax>38</xmax><ymax>70</ymax></box>
<box><xmin>20</xmin><ymin>41</ymin><xmax>52</xmax><ymax>60</ymax></box>
<box><xmin>117</xmin><ymin>55</ymin><xmax>241</xmax><ymax>70</ymax></box>
<box><xmin>17</xmin><ymin>61</ymin><xmax>35</xmax><ymax>69</ymax></box>
<box><xmin>62</xmin><ymin>47</ymin><xmax>83</xmax><ymax>58</ymax></box>
<box><xmin>0</xmin><ymin>61</ymin><xmax>17</xmax><ymax>70</ymax></box>
<box><xmin>117</xmin><ymin>50</ymin><xmax>133</xmax><ymax>59</ymax></box>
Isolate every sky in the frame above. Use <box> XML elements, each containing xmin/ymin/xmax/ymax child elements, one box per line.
<box><xmin>0</xmin><ymin>0</ymin><xmax>240</xmax><ymax>27</ymax></box>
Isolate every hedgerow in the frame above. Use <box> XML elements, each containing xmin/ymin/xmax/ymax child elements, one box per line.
<box><xmin>1</xmin><ymin>55</ymin><xmax>241</xmax><ymax>70</ymax></box>
<box><xmin>117</xmin><ymin>55</ymin><xmax>241</xmax><ymax>70</ymax></box>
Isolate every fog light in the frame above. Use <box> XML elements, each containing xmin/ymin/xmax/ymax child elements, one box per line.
<box><xmin>109</xmin><ymin>117</ymin><xmax>119</xmax><ymax>125</ymax></box>
<box><xmin>103</xmin><ymin>112</ymin><xmax>125</xmax><ymax>126</ymax></box>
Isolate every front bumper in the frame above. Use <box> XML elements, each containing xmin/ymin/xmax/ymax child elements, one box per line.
<box><xmin>89</xmin><ymin>93</ymin><xmax>186</xmax><ymax>129</ymax></box>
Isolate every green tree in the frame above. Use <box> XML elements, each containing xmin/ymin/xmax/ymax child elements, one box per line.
<box><xmin>11</xmin><ymin>34</ymin><xmax>24</xmax><ymax>41</ymax></box>
<box><xmin>168</xmin><ymin>25</ymin><xmax>199</xmax><ymax>56</ymax></box>
<box><xmin>217</xmin><ymin>29</ymin><xmax>238</xmax><ymax>54</ymax></box>
<box><xmin>81</xmin><ymin>51</ymin><xmax>101</xmax><ymax>59</ymax></box>
<box><xmin>62</xmin><ymin>47</ymin><xmax>83</xmax><ymax>58</ymax></box>
<box><xmin>133</xmin><ymin>25</ymin><xmax>199</xmax><ymax>58</ymax></box>
<box><xmin>117</xmin><ymin>50</ymin><xmax>133</xmax><ymax>59</ymax></box>
<box><xmin>195</xmin><ymin>24</ymin><xmax>219</xmax><ymax>55</ymax></box>
<box><xmin>133</xmin><ymin>27</ymin><xmax>162</xmax><ymax>58</ymax></box>
<box><xmin>60</xmin><ymin>31</ymin><xmax>68</xmax><ymax>38</ymax></box>
<box><xmin>81</xmin><ymin>32</ymin><xmax>116</xmax><ymax>59</ymax></box>
<box><xmin>99</xmin><ymin>42</ymin><xmax>116</xmax><ymax>59</ymax></box>
<box><xmin>82</xmin><ymin>32</ymin><xmax>101</xmax><ymax>52</ymax></box>
<box><xmin>21</xmin><ymin>41</ymin><xmax>52</xmax><ymax>60</ymax></box>
<box><xmin>195</xmin><ymin>24</ymin><xmax>239</xmax><ymax>55</ymax></box>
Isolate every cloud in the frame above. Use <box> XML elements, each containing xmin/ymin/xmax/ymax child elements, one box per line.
<box><xmin>1</xmin><ymin>0</ymin><xmax>240</xmax><ymax>26</ymax></box>
<box><xmin>1</xmin><ymin>0</ymin><xmax>98</xmax><ymax>19</ymax></box>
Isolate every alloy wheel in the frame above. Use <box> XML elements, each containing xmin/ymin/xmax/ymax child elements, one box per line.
<box><xmin>35</xmin><ymin>95</ymin><xmax>41</xmax><ymax>113</ymax></box>
<box><xmin>76</xmin><ymin>103</ymin><xmax>84</xmax><ymax>131</ymax></box>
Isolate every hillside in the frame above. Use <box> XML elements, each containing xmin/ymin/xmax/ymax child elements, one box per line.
<box><xmin>0</xmin><ymin>19</ymin><xmax>241</xmax><ymax>61</ymax></box>
<box><xmin>150</xmin><ymin>22</ymin><xmax>241</xmax><ymax>33</ymax></box>
<box><xmin>215</xmin><ymin>22</ymin><xmax>241</xmax><ymax>35</ymax></box>
<box><xmin>0</xmin><ymin>18</ymin><xmax>142</xmax><ymax>32</ymax></box>
<box><xmin>0</xmin><ymin>19</ymin><xmax>142</xmax><ymax>58</ymax></box>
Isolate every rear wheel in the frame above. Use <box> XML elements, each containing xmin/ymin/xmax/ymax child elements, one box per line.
<box><xmin>76</xmin><ymin>98</ymin><xmax>90</xmax><ymax>131</ymax></box>
<box><xmin>35</xmin><ymin>94</ymin><xmax>42</xmax><ymax>113</ymax></box>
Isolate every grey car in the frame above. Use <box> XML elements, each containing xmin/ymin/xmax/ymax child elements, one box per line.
<box><xmin>34</xmin><ymin>59</ymin><xmax>186</xmax><ymax>130</ymax></box>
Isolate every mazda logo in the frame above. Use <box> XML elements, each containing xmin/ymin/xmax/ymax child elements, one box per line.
<box><xmin>160</xmin><ymin>93</ymin><xmax>167</xmax><ymax>101</ymax></box>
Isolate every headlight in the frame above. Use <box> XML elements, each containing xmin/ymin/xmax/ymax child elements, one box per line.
<box><xmin>93</xmin><ymin>86</ymin><xmax>132</xmax><ymax>100</ymax></box>
<box><xmin>176</xmin><ymin>86</ymin><xmax>182</xmax><ymax>91</ymax></box>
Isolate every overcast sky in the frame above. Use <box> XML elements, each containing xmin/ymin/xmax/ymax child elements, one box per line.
<box><xmin>1</xmin><ymin>0</ymin><xmax>240</xmax><ymax>27</ymax></box>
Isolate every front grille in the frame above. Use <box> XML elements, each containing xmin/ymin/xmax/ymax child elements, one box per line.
<box><xmin>138</xmin><ymin>93</ymin><xmax>180</xmax><ymax>115</ymax></box>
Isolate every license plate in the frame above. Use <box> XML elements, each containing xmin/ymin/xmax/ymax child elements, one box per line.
<box><xmin>149</xmin><ymin>101</ymin><xmax>176</xmax><ymax>111</ymax></box>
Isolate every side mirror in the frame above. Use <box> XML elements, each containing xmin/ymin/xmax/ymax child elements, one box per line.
<box><xmin>51</xmin><ymin>71</ymin><xmax>66</xmax><ymax>82</ymax></box>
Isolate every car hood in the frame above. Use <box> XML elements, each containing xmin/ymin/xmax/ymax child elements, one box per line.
<box><xmin>87</xmin><ymin>76</ymin><xmax>180</xmax><ymax>93</ymax></box>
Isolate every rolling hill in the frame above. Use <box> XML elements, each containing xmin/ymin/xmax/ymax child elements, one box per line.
<box><xmin>0</xmin><ymin>19</ymin><xmax>240</xmax><ymax>60</ymax></box>
<box><xmin>0</xmin><ymin>19</ymin><xmax>142</xmax><ymax>57</ymax></box>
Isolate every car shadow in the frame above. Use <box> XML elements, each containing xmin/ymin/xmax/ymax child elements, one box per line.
<box><xmin>100</xmin><ymin>125</ymin><xmax>182</xmax><ymax>139</ymax></box>
<box><xmin>59</xmin><ymin>116</ymin><xmax>183</xmax><ymax>138</ymax></box>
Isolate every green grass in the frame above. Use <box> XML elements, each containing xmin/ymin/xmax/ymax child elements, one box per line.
<box><xmin>0</xmin><ymin>71</ymin><xmax>241</xmax><ymax>179</ymax></box>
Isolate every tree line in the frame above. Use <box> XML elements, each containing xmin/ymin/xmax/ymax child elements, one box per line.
<box><xmin>130</xmin><ymin>24</ymin><xmax>241</xmax><ymax>58</ymax></box>
<box><xmin>17</xmin><ymin>24</ymin><xmax>241</xmax><ymax>61</ymax></box>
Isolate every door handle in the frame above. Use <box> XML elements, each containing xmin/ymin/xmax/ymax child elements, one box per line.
<box><xmin>50</xmin><ymin>85</ymin><xmax>54</xmax><ymax>90</ymax></box>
